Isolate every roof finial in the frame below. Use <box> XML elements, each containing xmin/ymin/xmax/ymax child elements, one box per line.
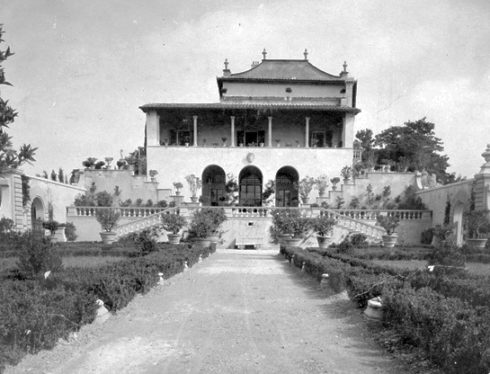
<box><xmin>262</xmin><ymin>48</ymin><xmax>267</xmax><ymax>60</ymax></box>
<box><xmin>343</xmin><ymin>61</ymin><xmax>348</xmax><ymax>73</ymax></box>
<box><xmin>224</xmin><ymin>58</ymin><xmax>229</xmax><ymax>70</ymax></box>
<box><xmin>304</xmin><ymin>49</ymin><xmax>308</xmax><ymax>60</ymax></box>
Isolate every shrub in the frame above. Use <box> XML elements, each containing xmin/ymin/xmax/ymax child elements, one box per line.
<box><xmin>383</xmin><ymin>286</ymin><xmax>490</xmax><ymax>374</ymax></box>
<box><xmin>95</xmin><ymin>191</ymin><xmax>113</xmax><ymax>207</ymax></box>
<box><xmin>134</xmin><ymin>227</ymin><xmax>161</xmax><ymax>255</ymax></box>
<box><xmin>16</xmin><ymin>236</ymin><xmax>63</xmax><ymax>278</ymax></box>
<box><xmin>0</xmin><ymin>218</ymin><xmax>14</xmax><ymax>234</ymax></box>
<box><xmin>421</xmin><ymin>228</ymin><xmax>433</xmax><ymax>244</ymax></box>
<box><xmin>64</xmin><ymin>222</ymin><xmax>77</xmax><ymax>241</ymax></box>
<box><xmin>427</xmin><ymin>240</ymin><xmax>466</xmax><ymax>269</ymax></box>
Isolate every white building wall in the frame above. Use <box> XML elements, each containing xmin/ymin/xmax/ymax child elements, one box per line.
<box><xmin>147</xmin><ymin>146</ymin><xmax>353</xmax><ymax>198</ymax></box>
<box><xmin>223</xmin><ymin>82</ymin><xmax>343</xmax><ymax>98</ymax></box>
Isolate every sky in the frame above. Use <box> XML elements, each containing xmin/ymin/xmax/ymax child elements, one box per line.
<box><xmin>1</xmin><ymin>0</ymin><xmax>489</xmax><ymax>179</ymax></box>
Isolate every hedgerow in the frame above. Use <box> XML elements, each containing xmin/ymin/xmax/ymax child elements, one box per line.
<box><xmin>281</xmin><ymin>245</ymin><xmax>490</xmax><ymax>374</ymax></box>
<box><xmin>0</xmin><ymin>243</ymin><xmax>214</xmax><ymax>371</ymax></box>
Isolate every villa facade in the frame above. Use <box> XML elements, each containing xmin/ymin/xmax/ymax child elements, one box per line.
<box><xmin>142</xmin><ymin>50</ymin><xmax>360</xmax><ymax>207</ymax></box>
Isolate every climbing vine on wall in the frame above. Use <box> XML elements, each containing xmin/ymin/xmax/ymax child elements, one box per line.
<box><xmin>21</xmin><ymin>175</ymin><xmax>30</xmax><ymax>207</ymax></box>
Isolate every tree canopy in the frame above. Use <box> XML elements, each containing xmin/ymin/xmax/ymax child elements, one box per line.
<box><xmin>356</xmin><ymin>118</ymin><xmax>454</xmax><ymax>184</ymax></box>
<box><xmin>0</xmin><ymin>25</ymin><xmax>37</xmax><ymax>169</ymax></box>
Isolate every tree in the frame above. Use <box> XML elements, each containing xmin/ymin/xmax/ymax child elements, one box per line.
<box><xmin>355</xmin><ymin>128</ymin><xmax>377</xmax><ymax>168</ymax></box>
<box><xmin>374</xmin><ymin>118</ymin><xmax>450</xmax><ymax>183</ymax></box>
<box><xmin>0</xmin><ymin>25</ymin><xmax>37</xmax><ymax>169</ymax></box>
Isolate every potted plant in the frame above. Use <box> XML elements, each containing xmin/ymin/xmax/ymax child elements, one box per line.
<box><xmin>330</xmin><ymin>177</ymin><xmax>340</xmax><ymax>191</ymax></box>
<box><xmin>340</xmin><ymin>165</ymin><xmax>353</xmax><ymax>181</ymax></box>
<box><xmin>104</xmin><ymin>157</ymin><xmax>113</xmax><ymax>169</ymax></box>
<box><xmin>42</xmin><ymin>220</ymin><xmax>66</xmax><ymax>242</ymax></box>
<box><xmin>149</xmin><ymin>169</ymin><xmax>158</xmax><ymax>182</ymax></box>
<box><xmin>82</xmin><ymin>157</ymin><xmax>97</xmax><ymax>170</ymax></box>
<box><xmin>161</xmin><ymin>213</ymin><xmax>187</xmax><ymax>244</ymax></box>
<box><xmin>464</xmin><ymin>210</ymin><xmax>490</xmax><ymax>249</ymax></box>
<box><xmin>188</xmin><ymin>208</ymin><xmax>226</xmax><ymax>248</ymax></box>
<box><xmin>185</xmin><ymin>174</ymin><xmax>202</xmax><ymax>202</ymax></box>
<box><xmin>315</xmin><ymin>175</ymin><xmax>329</xmax><ymax>197</ymax></box>
<box><xmin>283</xmin><ymin>216</ymin><xmax>312</xmax><ymax>247</ymax></box>
<box><xmin>221</xmin><ymin>137</ymin><xmax>227</xmax><ymax>147</ymax></box>
<box><xmin>173</xmin><ymin>181</ymin><xmax>183</xmax><ymax>195</ymax></box>
<box><xmin>313</xmin><ymin>215</ymin><xmax>337</xmax><ymax>249</ymax></box>
<box><xmin>96</xmin><ymin>208</ymin><xmax>121</xmax><ymax>245</ymax></box>
<box><xmin>275</xmin><ymin>139</ymin><xmax>281</xmax><ymax>147</ymax></box>
<box><xmin>298</xmin><ymin>176</ymin><xmax>315</xmax><ymax>205</ymax></box>
<box><xmin>376</xmin><ymin>214</ymin><xmax>400</xmax><ymax>248</ymax></box>
<box><xmin>271</xmin><ymin>209</ymin><xmax>293</xmax><ymax>244</ymax></box>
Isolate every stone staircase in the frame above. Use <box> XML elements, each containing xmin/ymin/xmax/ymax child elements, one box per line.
<box><xmin>113</xmin><ymin>207</ymin><xmax>385</xmax><ymax>248</ymax></box>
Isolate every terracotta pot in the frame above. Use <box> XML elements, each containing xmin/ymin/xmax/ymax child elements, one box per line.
<box><xmin>316</xmin><ymin>235</ymin><xmax>331</xmax><ymax>249</ymax></box>
<box><xmin>466</xmin><ymin>238</ymin><xmax>488</xmax><ymax>250</ymax></box>
<box><xmin>190</xmin><ymin>196</ymin><xmax>198</xmax><ymax>203</ymax></box>
<box><xmin>167</xmin><ymin>233</ymin><xmax>181</xmax><ymax>244</ymax></box>
<box><xmin>284</xmin><ymin>237</ymin><xmax>303</xmax><ymax>247</ymax></box>
<box><xmin>382</xmin><ymin>233</ymin><xmax>398</xmax><ymax>248</ymax></box>
<box><xmin>208</xmin><ymin>235</ymin><xmax>220</xmax><ymax>244</ymax></box>
<box><xmin>193</xmin><ymin>238</ymin><xmax>211</xmax><ymax>249</ymax></box>
<box><xmin>100</xmin><ymin>231</ymin><xmax>117</xmax><ymax>245</ymax></box>
<box><xmin>277</xmin><ymin>233</ymin><xmax>292</xmax><ymax>245</ymax></box>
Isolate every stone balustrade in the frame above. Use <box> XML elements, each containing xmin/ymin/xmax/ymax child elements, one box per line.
<box><xmin>67</xmin><ymin>206</ymin><xmax>169</xmax><ymax>218</ymax></box>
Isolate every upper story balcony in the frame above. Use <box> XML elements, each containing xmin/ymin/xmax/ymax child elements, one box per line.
<box><xmin>143</xmin><ymin>104</ymin><xmax>359</xmax><ymax>150</ymax></box>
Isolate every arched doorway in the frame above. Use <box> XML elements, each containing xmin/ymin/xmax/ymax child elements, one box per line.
<box><xmin>31</xmin><ymin>197</ymin><xmax>45</xmax><ymax>231</ymax></box>
<box><xmin>201</xmin><ymin>165</ymin><xmax>226</xmax><ymax>206</ymax></box>
<box><xmin>275</xmin><ymin>166</ymin><xmax>299</xmax><ymax>207</ymax></box>
<box><xmin>239</xmin><ymin>166</ymin><xmax>262</xmax><ymax>206</ymax></box>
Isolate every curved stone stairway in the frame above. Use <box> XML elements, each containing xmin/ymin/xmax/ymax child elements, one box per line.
<box><xmin>114</xmin><ymin>207</ymin><xmax>386</xmax><ymax>249</ymax></box>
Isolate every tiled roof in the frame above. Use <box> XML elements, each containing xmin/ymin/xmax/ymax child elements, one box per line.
<box><xmin>139</xmin><ymin>102</ymin><xmax>360</xmax><ymax>113</ymax></box>
<box><xmin>222</xmin><ymin>60</ymin><xmax>341</xmax><ymax>81</ymax></box>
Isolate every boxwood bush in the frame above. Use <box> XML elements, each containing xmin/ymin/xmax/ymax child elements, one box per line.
<box><xmin>281</xmin><ymin>245</ymin><xmax>490</xmax><ymax>373</ymax></box>
<box><xmin>0</xmin><ymin>243</ymin><xmax>215</xmax><ymax>371</ymax></box>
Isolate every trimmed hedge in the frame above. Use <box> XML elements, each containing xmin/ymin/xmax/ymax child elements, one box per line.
<box><xmin>0</xmin><ymin>243</ymin><xmax>214</xmax><ymax>371</ymax></box>
<box><xmin>282</xmin><ymin>246</ymin><xmax>490</xmax><ymax>374</ymax></box>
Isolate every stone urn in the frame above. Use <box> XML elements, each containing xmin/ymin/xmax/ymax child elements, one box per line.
<box><xmin>167</xmin><ymin>233</ymin><xmax>181</xmax><ymax>245</ymax></box>
<box><xmin>316</xmin><ymin>235</ymin><xmax>331</xmax><ymax>249</ymax></box>
<box><xmin>100</xmin><ymin>231</ymin><xmax>117</xmax><ymax>245</ymax></box>
<box><xmin>193</xmin><ymin>238</ymin><xmax>211</xmax><ymax>249</ymax></box>
<box><xmin>284</xmin><ymin>237</ymin><xmax>303</xmax><ymax>248</ymax></box>
<box><xmin>466</xmin><ymin>238</ymin><xmax>488</xmax><ymax>250</ymax></box>
<box><xmin>382</xmin><ymin>233</ymin><xmax>398</xmax><ymax>248</ymax></box>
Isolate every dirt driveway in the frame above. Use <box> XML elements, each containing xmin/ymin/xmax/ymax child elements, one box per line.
<box><xmin>7</xmin><ymin>249</ymin><xmax>411</xmax><ymax>374</ymax></box>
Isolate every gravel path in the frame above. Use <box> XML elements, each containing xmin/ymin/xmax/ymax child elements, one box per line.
<box><xmin>7</xmin><ymin>249</ymin><xmax>411</xmax><ymax>374</ymax></box>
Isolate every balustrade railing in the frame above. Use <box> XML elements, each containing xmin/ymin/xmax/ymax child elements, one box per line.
<box><xmin>66</xmin><ymin>205</ymin><xmax>432</xmax><ymax>240</ymax></box>
<box><xmin>68</xmin><ymin>206</ymin><xmax>169</xmax><ymax>218</ymax></box>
